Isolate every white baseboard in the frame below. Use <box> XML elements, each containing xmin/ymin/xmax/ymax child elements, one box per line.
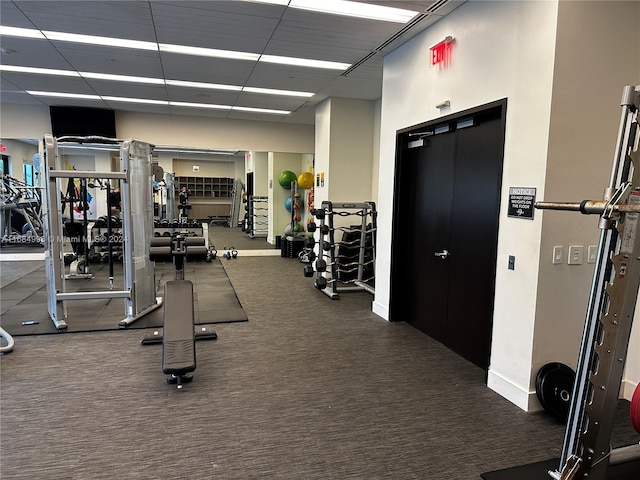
<box><xmin>621</xmin><ymin>378</ymin><xmax>639</xmax><ymax>401</ymax></box>
<box><xmin>372</xmin><ymin>301</ymin><xmax>389</xmax><ymax>320</ymax></box>
<box><xmin>487</xmin><ymin>369</ymin><xmax>541</xmax><ymax>412</ymax></box>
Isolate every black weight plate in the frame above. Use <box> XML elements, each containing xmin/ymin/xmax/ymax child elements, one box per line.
<box><xmin>536</xmin><ymin>362</ymin><xmax>575</xmax><ymax>422</ymax></box>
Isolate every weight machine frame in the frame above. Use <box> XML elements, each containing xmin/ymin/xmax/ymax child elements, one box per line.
<box><xmin>1</xmin><ymin>175</ymin><xmax>45</xmax><ymax>246</ymax></box>
<box><xmin>315</xmin><ymin>200</ymin><xmax>377</xmax><ymax>299</ymax></box>
<box><xmin>42</xmin><ymin>135</ymin><xmax>160</xmax><ymax>330</ymax></box>
<box><xmin>536</xmin><ymin>85</ymin><xmax>640</xmax><ymax>480</ymax></box>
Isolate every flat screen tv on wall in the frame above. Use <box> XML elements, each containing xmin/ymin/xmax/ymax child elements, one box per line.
<box><xmin>50</xmin><ymin>106</ymin><xmax>117</xmax><ymax>138</ymax></box>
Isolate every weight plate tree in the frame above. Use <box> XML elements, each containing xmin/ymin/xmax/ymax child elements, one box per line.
<box><xmin>535</xmin><ymin>85</ymin><xmax>640</xmax><ymax>480</ymax></box>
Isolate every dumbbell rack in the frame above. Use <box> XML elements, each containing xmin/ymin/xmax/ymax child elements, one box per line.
<box><xmin>247</xmin><ymin>195</ymin><xmax>268</xmax><ymax>239</ymax></box>
<box><xmin>90</xmin><ymin>217</ymin><xmax>124</xmax><ymax>263</ymax></box>
<box><xmin>312</xmin><ymin>201</ymin><xmax>377</xmax><ymax>299</ymax></box>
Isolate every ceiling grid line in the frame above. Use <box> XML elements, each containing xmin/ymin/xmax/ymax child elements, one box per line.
<box><xmin>0</xmin><ymin>0</ymin><xmax>464</xmax><ymax>124</ymax></box>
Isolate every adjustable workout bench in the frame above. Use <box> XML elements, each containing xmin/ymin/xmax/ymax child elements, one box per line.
<box><xmin>146</xmin><ymin>235</ymin><xmax>217</xmax><ymax>388</ymax></box>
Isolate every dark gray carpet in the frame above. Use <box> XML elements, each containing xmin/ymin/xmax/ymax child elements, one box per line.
<box><xmin>1</xmin><ymin>256</ymin><xmax>638</xmax><ymax>479</ymax></box>
<box><xmin>0</xmin><ymin>259</ymin><xmax>247</xmax><ymax>336</ymax></box>
<box><xmin>208</xmin><ymin>224</ymin><xmax>276</xmax><ymax>250</ymax></box>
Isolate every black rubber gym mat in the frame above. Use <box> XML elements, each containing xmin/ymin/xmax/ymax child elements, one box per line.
<box><xmin>481</xmin><ymin>457</ymin><xmax>640</xmax><ymax>479</ymax></box>
<box><xmin>0</xmin><ymin>259</ymin><xmax>247</xmax><ymax>336</ymax></box>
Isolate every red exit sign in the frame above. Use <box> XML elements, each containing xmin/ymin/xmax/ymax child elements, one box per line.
<box><xmin>430</xmin><ymin>36</ymin><xmax>454</xmax><ymax>67</ymax></box>
<box><xmin>0</xmin><ymin>144</ymin><xmax>6</xmax><ymax>152</ymax></box>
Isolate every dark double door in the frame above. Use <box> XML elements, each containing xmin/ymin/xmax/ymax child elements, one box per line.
<box><xmin>391</xmin><ymin>103</ymin><xmax>506</xmax><ymax>369</ymax></box>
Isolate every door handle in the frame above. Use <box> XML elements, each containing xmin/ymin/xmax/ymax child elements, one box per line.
<box><xmin>434</xmin><ymin>249</ymin><xmax>450</xmax><ymax>259</ymax></box>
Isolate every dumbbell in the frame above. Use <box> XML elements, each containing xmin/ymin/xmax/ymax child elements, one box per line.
<box><xmin>223</xmin><ymin>248</ymin><xmax>238</xmax><ymax>259</ymax></box>
<box><xmin>205</xmin><ymin>246</ymin><xmax>217</xmax><ymax>262</ymax></box>
<box><xmin>306</xmin><ymin>222</ymin><xmax>330</xmax><ymax>235</ymax></box>
<box><xmin>310</xmin><ymin>208</ymin><xmax>326</xmax><ymax>220</ymax></box>
<box><xmin>302</xmin><ymin>258</ymin><xmax>330</xmax><ymax>278</ymax></box>
<box><xmin>314</xmin><ymin>277</ymin><xmax>336</xmax><ymax>290</ymax></box>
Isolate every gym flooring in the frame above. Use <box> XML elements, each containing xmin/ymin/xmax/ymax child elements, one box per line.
<box><xmin>1</xmin><ymin>255</ymin><xmax>638</xmax><ymax>479</ymax></box>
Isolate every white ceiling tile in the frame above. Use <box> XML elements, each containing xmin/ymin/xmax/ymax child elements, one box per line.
<box><xmin>1</xmin><ymin>0</ymin><xmax>464</xmax><ymax>123</ymax></box>
<box><xmin>53</xmin><ymin>43</ymin><xmax>164</xmax><ymax>77</ymax></box>
<box><xmin>151</xmin><ymin>1</ymin><xmax>281</xmax><ymax>52</ymax></box>
<box><xmin>160</xmin><ymin>53</ymin><xmax>255</xmax><ymax>85</ymax></box>
<box><xmin>102</xmin><ymin>100</ymin><xmax>171</xmax><ymax>115</ymax></box>
<box><xmin>0</xmin><ymin>37</ymin><xmax>74</xmax><ymax>69</ymax></box>
<box><xmin>82</xmin><ymin>80</ymin><xmax>169</xmax><ymax>100</ymax></box>
<box><xmin>246</xmin><ymin>63</ymin><xmax>342</xmax><ymax>92</ymax></box>
<box><xmin>1</xmin><ymin>72</ymin><xmax>94</xmax><ymax>93</ymax></box>
<box><xmin>11</xmin><ymin>1</ymin><xmax>156</xmax><ymax>40</ymax></box>
<box><xmin>0</xmin><ymin>1</ymin><xmax>33</xmax><ymax>27</ymax></box>
<box><xmin>0</xmin><ymin>89</ymin><xmax>44</xmax><ymax>106</ymax></box>
<box><xmin>234</xmin><ymin>92</ymin><xmax>308</xmax><ymax>111</ymax></box>
<box><xmin>165</xmin><ymin>86</ymin><xmax>241</xmax><ymax>105</ymax></box>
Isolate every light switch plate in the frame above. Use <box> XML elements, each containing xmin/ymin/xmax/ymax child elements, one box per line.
<box><xmin>568</xmin><ymin>245</ymin><xmax>584</xmax><ymax>265</ymax></box>
<box><xmin>552</xmin><ymin>246</ymin><xmax>564</xmax><ymax>264</ymax></box>
<box><xmin>587</xmin><ymin>245</ymin><xmax>597</xmax><ymax>264</ymax></box>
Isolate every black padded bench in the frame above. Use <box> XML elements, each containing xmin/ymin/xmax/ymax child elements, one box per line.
<box><xmin>162</xmin><ymin>280</ymin><xmax>196</xmax><ymax>388</ymax></box>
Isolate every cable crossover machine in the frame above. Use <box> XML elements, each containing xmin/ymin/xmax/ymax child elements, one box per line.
<box><xmin>535</xmin><ymin>85</ymin><xmax>640</xmax><ymax>480</ymax></box>
<box><xmin>42</xmin><ymin>135</ymin><xmax>160</xmax><ymax>330</ymax></box>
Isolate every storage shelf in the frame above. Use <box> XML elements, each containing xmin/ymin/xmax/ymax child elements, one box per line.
<box><xmin>174</xmin><ymin>176</ymin><xmax>234</xmax><ymax>198</ymax></box>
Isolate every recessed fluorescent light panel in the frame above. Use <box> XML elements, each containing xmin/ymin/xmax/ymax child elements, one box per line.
<box><xmin>159</xmin><ymin>43</ymin><xmax>260</xmax><ymax>61</ymax></box>
<box><xmin>169</xmin><ymin>101</ymin><xmax>231</xmax><ymax>110</ymax></box>
<box><xmin>166</xmin><ymin>80</ymin><xmax>242</xmax><ymax>91</ymax></box>
<box><xmin>80</xmin><ymin>72</ymin><xmax>165</xmax><ymax>85</ymax></box>
<box><xmin>244</xmin><ymin>0</ymin><xmax>289</xmax><ymax>5</ymax></box>
<box><xmin>256</xmin><ymin>0</ymin><xmax>419</xmax><ymax>22</ymax></box>
<box><xmin>0</xmin><ymin>26</ymin><xmax>45</xmax><ymax>39</ymax></box>
<box><xmin>243</xmin><ymin>86</ymin><xmax>313</xmax><ymax>97</ymax></box>
<box><xmin>260</xmin><ymin>54</ymin><xmax>350</xmax><ymax>70</ymax></box>
<box><xmin>26</xmin><ymin>91</ymin><xmax>101</xmax><ymax>100</ymax></box>
<box><xmin>0</xmin><ymin>65</ymin><xmax>79</xmax><ymax>77</ymax></box>
<box><xmin>103</xmin><ymin>96</ymin><xmax>168</xmax><ymax>105</ymax></box>
<box><xmin>43</xmin><ymin>30</ymin><xmax>158</xmax><ymax>50</ymax></box>
<box><xmin>233</xmin><ymin>106</ymin><xmax>290</xmax><ymax>115</ymax></box>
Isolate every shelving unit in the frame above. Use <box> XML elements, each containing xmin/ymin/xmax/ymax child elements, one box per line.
<box><xmin>247</xmin><ymin>195</ymin><xmax>268</xmax><ymax>238</ymax></box>
<box><xmin>173</xmin><ymin>176</ymin><xmax>234</xmax><ymax>198</ymax></box>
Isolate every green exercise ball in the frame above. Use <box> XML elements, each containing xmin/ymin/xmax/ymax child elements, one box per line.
<box><xmin>278</xmin><ymin>170</ymin><xmax>297</xmax><ymax>189</ymax></box>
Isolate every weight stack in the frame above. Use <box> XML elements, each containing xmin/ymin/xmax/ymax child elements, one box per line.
<box><xmin>281</xmin><ymin>236</ymin><xmax>305</xmax><ymax>258</ymax></box>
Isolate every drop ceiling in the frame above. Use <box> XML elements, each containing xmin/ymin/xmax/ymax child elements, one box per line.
<box><xmin>0</xmin><ymin>0</ymin><xmax>463</xmax><ymax>125</ymax></box>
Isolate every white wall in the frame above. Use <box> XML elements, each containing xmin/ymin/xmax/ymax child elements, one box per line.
<box><xmin>254</xmin><ymin>151</ymin><xmax>270</xmax><ymax>197</ymax></box>
<box><xmin>533</xmin><ymin>0</ymin><xmax>640</xmax><ymax>404</ymax></box>
<box><xmin>116</xmin><ymin>111</ymin><xmax>314</xmax><ymax>154</ymax></box>
<box><xmin>0</xmin><ymin>105</ymin><xmax>51</xmax><ymax>139</ymax></box>
<box><xmin>377</xmin><ymin>0</ymin><xmax>640</xmax><ymax>409</ymax></box>
<box><xmin>0</xmin><ymin>139</ymin><xmax>38</xmax><ymax>178</ymax></box>
<box><xmin>376</xmin><ymin>0</ymin><xmax>559</xmax><ymax>409</ymax></box>
<box><xmin>0</xmin><ymin>104</ymin><xmax>314</xmax><ymax>158</ymax></box>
